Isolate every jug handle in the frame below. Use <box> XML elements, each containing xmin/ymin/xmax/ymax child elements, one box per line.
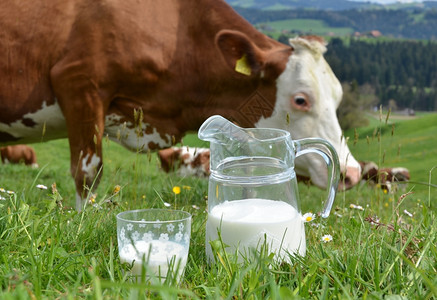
<box><xmin>294</xmin><ymin>138</ymin><xmax>340</xmax><ymax>218</ymax></box>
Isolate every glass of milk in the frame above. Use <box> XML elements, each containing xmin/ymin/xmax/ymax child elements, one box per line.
<box><xmin>116</xmin><ymin>209</ymin><xmax>191</xmax><ymax>283</ymax></box>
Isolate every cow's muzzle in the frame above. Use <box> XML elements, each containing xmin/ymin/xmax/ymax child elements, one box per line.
<box><xmin>338</xmin><ymin>166</ymin><xmax>361</xmax><ymax>190</ymax></box>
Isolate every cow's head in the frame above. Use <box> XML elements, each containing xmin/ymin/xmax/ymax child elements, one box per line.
<box><xmin>253</xmin><ymin>36</ymin><xmax>361</xmax><ymax>189</ymax></box>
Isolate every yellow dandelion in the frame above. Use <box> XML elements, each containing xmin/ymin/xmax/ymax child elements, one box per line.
<box><xmin>113</xmin><ymin>185</ymin><xmax>121</xmax><ymax>194</ymax></box>
<box><xmin>183</xmin><ymin>185</ymin><xmax>191</xmax><ymax>190</ymax></box>
<box><xmin>172</xmin><ymin>186</ymin><xmax>181</xmax><ymax>195</ymax></box>
<box><xmin>89</xmin><ymin>194</ymin><xmax>97</xmax><ymax>204</ymax></box>
<box><xmin>384</xmin><ymin>202</ymin><xmax>389</xmax><ymax>208</ymax></box>
<box><xmin>142</xmin><ymin>195</ymin><xmax>146</xmax><ymax>199</ymax></box>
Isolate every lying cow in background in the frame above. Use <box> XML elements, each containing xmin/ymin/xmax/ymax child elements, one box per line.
<box><xmin>0</xmin><ymin>0</ymin><xmax>361</xmax><ymax>210</ymax></box>
<box><xmin>159</xmin><ymin>147</ymin><xmax>210</xmax><ymax>177</ymax></box>
<box><xmin>360</xmin><ymin>161</ymin><xmax>410</xmax><ymax>192</ymax></box>
<box><xmin>0</xmin><ymin>145</ymin><xmax>38</xmax><ymax>168</ymax></box>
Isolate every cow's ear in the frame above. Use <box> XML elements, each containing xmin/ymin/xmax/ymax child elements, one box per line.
<box><xmin>215</xmin><ymin>30</ymin><xmax>263</xmax><ymax>76</ymax></box>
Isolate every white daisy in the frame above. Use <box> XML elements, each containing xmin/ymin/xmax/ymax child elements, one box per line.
<box><xmin>302</xmin><ymin>212</ymin><xmax>316</xmax><ymax>223</ymax></box>
<box><xmin>403</xmin><ymin>209</ymin><xmax>413</xmax><ymax>217</ymax></box>
<box><xmin>321</xmin><ymin>234</ymin><xmax>333</xmax><ymax>243</ymax></box>
<box><xmin>350</xmin><ymin>204</ymin><xmax>364</xmax><ymax>211</ymax></box>
<box><xmin>36</xmin><ymin>184</ymin><xmax>48</xmax><ymax>190</ymax></box>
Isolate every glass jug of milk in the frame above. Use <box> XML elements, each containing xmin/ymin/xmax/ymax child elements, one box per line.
<box><xmin>198</xmin><ymin>115</ymin><xmax>340</xmax><ymax>263</ymax></box>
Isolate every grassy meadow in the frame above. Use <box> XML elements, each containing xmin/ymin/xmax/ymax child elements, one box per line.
<box><xmin>0</xmin><ymin>111</ymin><xmax>436</xmax><ymax>299</ymax></box>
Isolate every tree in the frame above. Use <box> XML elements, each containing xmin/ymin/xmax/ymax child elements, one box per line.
<box><xmin>337</xmin><ymin>81</ymin><xmax>374</xmax><ymax>130</ymax></box>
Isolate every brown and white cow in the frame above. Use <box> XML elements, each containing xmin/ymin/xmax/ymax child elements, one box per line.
<box><xmin>0</xmin><ymin>0</ymin><xmax>361</xmax><ymax>210</ymax></box>
<box><xmin>360</xmin><ymin>161</ymin><xmax>410</xmax><ymax>192</ymax></box>
<box><xmin>159</xmin><ymin>147</ymin><xmax>210</xmax><ymax>177</ymax></box>
<box><xmin>1</xmin><ymin>145</ymin><xmax>38</xmax><ymax>168</ymax></box>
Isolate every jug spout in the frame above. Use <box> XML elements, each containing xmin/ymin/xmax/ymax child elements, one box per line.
<box><xmin>198</xmin><ymin>115</ymin><xmax>296</xmax><ymax>172</ymax></box>
<box><xmin>198</xmin><ymin>115</ymin><xmax>251</xmax><ymax>145</ymax></box>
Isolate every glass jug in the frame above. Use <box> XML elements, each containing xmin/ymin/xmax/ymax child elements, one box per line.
<box><xmin>198</xmin><ymin>115</ymin><xmax>340</xmax><ymax>262</ymax></box>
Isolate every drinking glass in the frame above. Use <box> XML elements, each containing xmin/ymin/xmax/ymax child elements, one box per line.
<box><xmin>116</xmin><ymin>209</ymin><xmax>191</xmax><ymax>283</ymax></box>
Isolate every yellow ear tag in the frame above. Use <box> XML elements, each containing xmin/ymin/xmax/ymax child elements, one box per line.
<box><xmin>235</xmin><ymin>54</ymin><xmax>251</xmax><ymax>76</ymax></box>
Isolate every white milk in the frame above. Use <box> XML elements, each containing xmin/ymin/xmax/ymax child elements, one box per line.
<box><xmin>119</xmin><ymin>240</ymin><xmax>188</xmax><ymax>282</ymax></box>
<box><xmin>206</xmin><ymin>199</ymin><xmax>305</xmax><ymax>262</ymax></box>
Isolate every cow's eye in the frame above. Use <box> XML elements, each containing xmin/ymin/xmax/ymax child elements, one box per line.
<box><xmin>291</xmin><ymin>93</ymin><xmax>311</xmax><ymax>111</ymax></box>
<box><xmin>295</xmin><ymin>96</ymin><xmax>306</xmax><ymax>106</ymax></box>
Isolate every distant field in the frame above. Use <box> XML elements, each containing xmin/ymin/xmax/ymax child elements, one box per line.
<box><xmin>344</xmin><ymin>111</ymin><xmax>437</xmax><ymax>185</ymax></box>
<box><xmin>257</xmin><ymin>19</ymin><xmax>354</xmax><ymax>37</ymax></box>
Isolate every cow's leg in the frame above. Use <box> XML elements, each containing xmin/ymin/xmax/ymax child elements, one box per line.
<box><xmin>28</xmin><ymin>148</ymin><xmax>39</xmax><ymax>168</ymax></box>
<box><xmin>51</xmin><ymin>65</ymin><xmax>108</xmax><ymax>211</ymax></box>
<box><xmin>67</xmin><ymin>110</ymin><xmax>105</xmax><ymax>211</ymax></box>
<box><xmin>69</xmin><ymin>111</ymin><xmax>105</xmax><ymax>211</ymax></box>
<box><xmin>0</xmin><ymin>147</ymin><xmax>6</xmax><ymax>164</ymax></box>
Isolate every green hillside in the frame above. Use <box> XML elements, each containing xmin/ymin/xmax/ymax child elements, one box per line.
<box><xmin>345</xmin><ymin>112</ymin><xmax>437</xmax><ymax>185</ymax></box>
<box><xmin>257</xmin><ymin>19</ymin><xmax>354</xmax><ymax>37</ymax></box>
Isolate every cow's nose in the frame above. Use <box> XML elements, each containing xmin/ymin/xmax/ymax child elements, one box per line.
<box><xmin>338</xmin><ymin>166</ymin><xmax>361</xmax><ymax>190</ymax></box>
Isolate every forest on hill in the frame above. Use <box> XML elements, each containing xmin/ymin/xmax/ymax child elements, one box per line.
<box><xmin>325</xmin><ymin>38</ymin><xmax>437</xmax><ymax>112</ymax></box>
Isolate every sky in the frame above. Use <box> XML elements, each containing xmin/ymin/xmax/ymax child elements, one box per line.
<box><xmin>350</xmin><ymin>0</ymin><xmax>436</xmax><ymax>3</ymax></box>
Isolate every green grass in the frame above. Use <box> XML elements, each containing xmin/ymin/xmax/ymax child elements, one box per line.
<box><xmin>0</xmin><ymin>112</ymin><xmax>436</xmax><ymax>298</ymax></box>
